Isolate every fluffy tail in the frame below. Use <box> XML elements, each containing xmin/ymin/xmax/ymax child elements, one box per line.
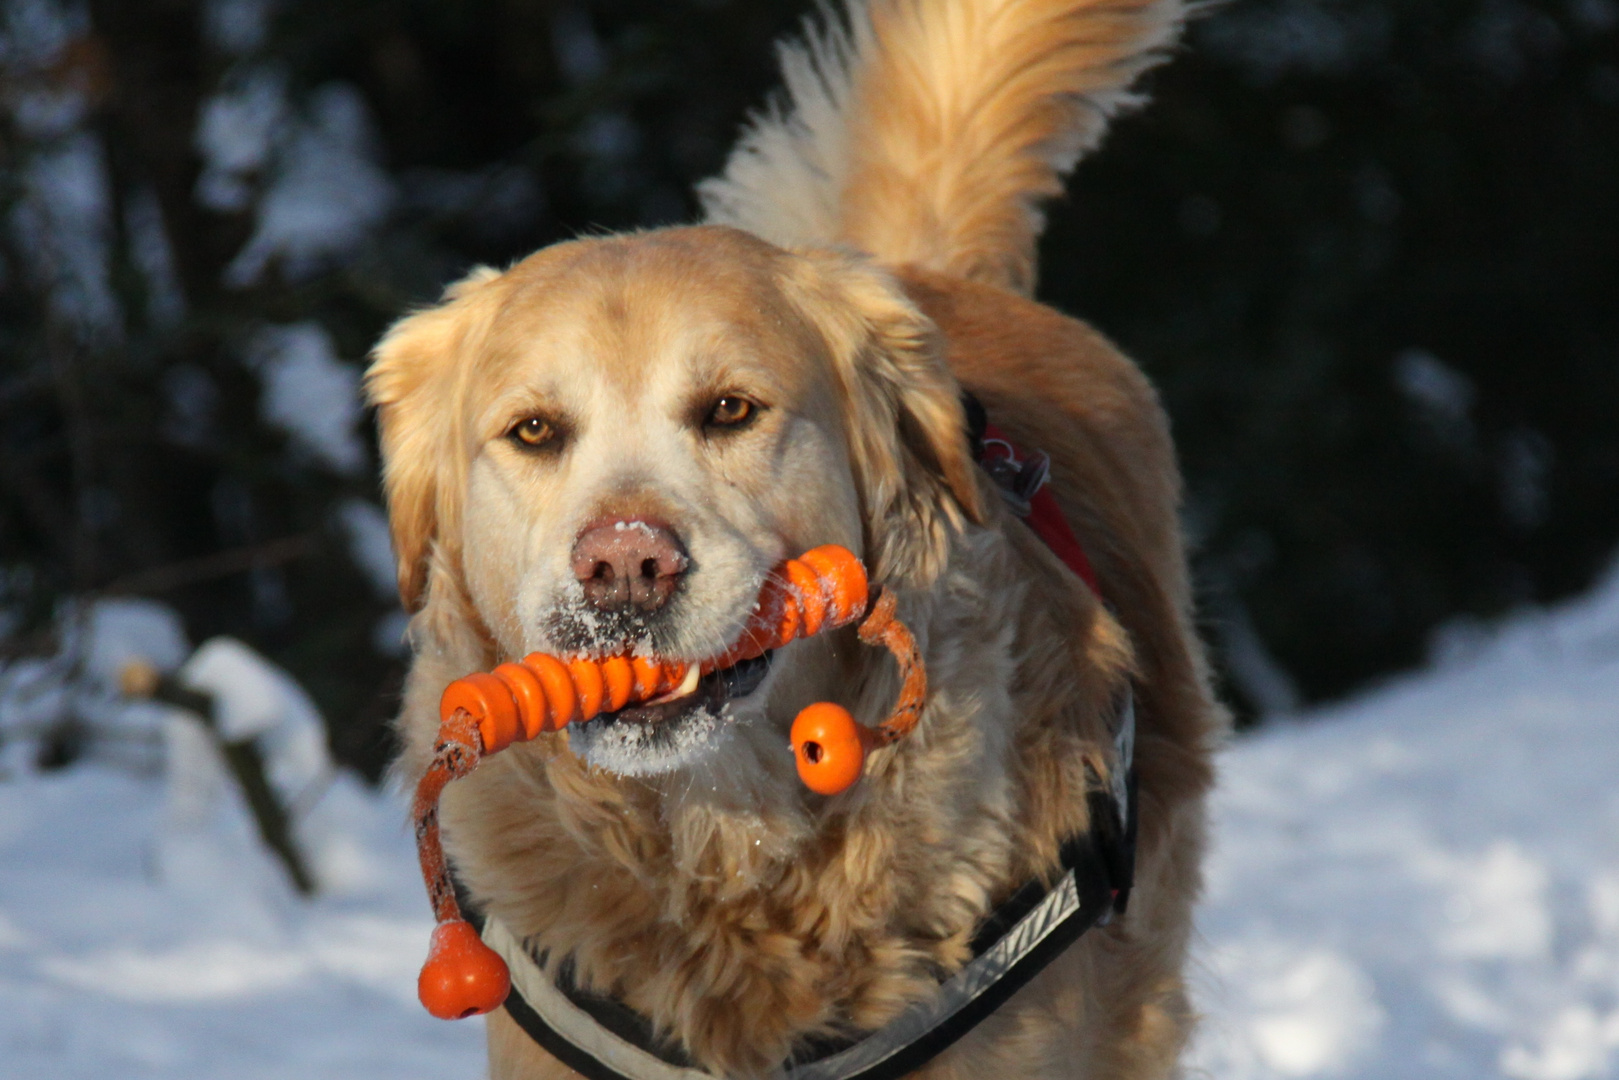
<box><xmin>699</xmin><ymin>0</ymin><xmax>1187</xmax><ymax>294</ymax></box>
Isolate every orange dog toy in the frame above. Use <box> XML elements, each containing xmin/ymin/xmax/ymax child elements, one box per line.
<box><xmin>788</xmin><ymin>589</ymin><xmax>927</xmax><ymax>794</ymax></box>
<box><xmin>411</xmin><ymin>544</ymin><xmax>924</xmax><ymax>1020</ymax></box>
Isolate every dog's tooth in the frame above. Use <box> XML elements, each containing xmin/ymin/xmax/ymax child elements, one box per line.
<box><xmin>646</xmin><ymin>663</ymin><xmax>701</xmax><ymax>706</ymax></box>
<box><xmin>674</xmin><ymin>663</ymin><xmax>700</xmax><ymax>698</ymax></box>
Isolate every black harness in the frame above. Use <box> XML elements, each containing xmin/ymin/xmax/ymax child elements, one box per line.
<box><xmin>470</xmin><ymin>400</ymin><xmax>1138</xmax><ymax>1080</ymax></box>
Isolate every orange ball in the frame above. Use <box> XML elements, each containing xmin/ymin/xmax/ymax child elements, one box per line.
<box><xmin>791</xmin><ymin>702</ymin><xmax>868</xmax><ymax>795</ymax></box>
<box><xmin>418</xmin><ymin>919</ymin><xmax>510</xmax><ymax>1020</ymax></box>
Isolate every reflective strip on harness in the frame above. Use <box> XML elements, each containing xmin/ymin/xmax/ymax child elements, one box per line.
<box><xmin>486</xmin><ymin>916</ymin><xmax>710</xmax><ymax>1080</ymax></box>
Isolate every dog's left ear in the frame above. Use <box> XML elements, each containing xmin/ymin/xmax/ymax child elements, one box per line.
<box><xmin>783</xmin><ymin>249</ymin><xmax>986</xmax><ymax>588</ymax></box>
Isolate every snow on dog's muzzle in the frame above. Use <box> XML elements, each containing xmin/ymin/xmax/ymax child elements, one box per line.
<box><xmin>410</xmin><ymin>543</ymin><xmax>927</xmax><ymax>1021</ymax></box>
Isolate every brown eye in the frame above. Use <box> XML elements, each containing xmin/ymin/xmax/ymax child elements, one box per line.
<box><xmin>511</xmin><ymin>417</ymin><xmax>556</xmax><ymax>448</ymax></box>
<box><xmin>705</xmin><ymin>395</ymin><xmax>757</xmax><ymax>430</ymax></box>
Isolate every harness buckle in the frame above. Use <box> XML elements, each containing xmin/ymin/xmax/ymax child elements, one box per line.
<box><xmin>980</xmin><ymin>439</ymin><xmax>1051</xmax><ymax>517</ymax></box>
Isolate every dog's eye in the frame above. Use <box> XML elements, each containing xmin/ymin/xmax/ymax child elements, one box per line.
<box><xmin>510</xmin><ymin>417</ymin><xmax>557</xmax><ymax>448</ymax></box>
<box><xmin>705</xmin><ymin>396</ymin><xmax>758</xmax><ymax>430</ymax></box>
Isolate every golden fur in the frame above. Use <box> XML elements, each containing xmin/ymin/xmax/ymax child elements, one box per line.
<box><xmin>367</xmin><ymin>2</ymin><xmax>1220</xmax><ymax>1078</ymax></box>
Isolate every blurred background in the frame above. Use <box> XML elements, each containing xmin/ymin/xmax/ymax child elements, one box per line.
<box><xmin>3</xmin><ymin>3</ymin><xmax>1618</xmax><ymax>1078</ymax></box>
<box><xmin>0</xmin><ymin>0</ymin><xmax>1615</xmax><ymax>769</ymax></box>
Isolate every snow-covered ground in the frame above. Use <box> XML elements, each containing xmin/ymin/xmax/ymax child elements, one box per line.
<box><xmin>5</xmin><ymin>564</ymin><xmax>1619</xmax><ymax>1079</ymax></box>
<box><xmin>0</xmin><ymin>765</ymin><xmax>483</xmax><ymax>1079</ymax></box>
<box><xmin>1189</xmin><ymin>562</ymin><xmax>1619</xmax><ymax>1080</ymax></box>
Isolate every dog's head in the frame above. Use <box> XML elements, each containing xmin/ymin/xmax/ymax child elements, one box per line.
<box><xmin>367</xmin><ymin>226</ymin><xmax>981</xmax><ymax>776</ymax></box>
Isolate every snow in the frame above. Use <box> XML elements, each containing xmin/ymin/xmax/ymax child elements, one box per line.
<box><xmin>1394</xmin><ymin>348</ymin><xmax>1477</xmax><ymax>427</ymax></box>
<box><xmin>568</xmin><ymin>701</ymin><xmax>731</xmax><ymax>777</ymax></box>
<box><xmin>0</xmin><ymin>0</ymin><xmax>88</xmax><ymax>70</ymax></box>
<box><xmin>1215</xmin><ymin>597</ymin><xmax>1303</xmax><ymax>717</ymax></box>
<box><xmin>336</xmin><ymin>498</ymin><xmax>412</xmax><ymax>657</ymax></box>
<box><xmin>247</xmin><ymin>321</ymin><xmax>367</xmax><ymax>476</ymax></box>
<box><xmin>372</xmin><ymin>610</ymin><xmax>411</xmax><ymax>659</ymax></box>
<box><xmin>178</xmin><ymin>638</ymin><xmax>330</xmax><ymax>800</ymax></box>
<box><xmin>1189</xmin><ymin>559</ymin><xmax>1619</xmax><ymax>1080</ymax></box>
<box><xmin>194</xmin><ymin>67</ymin><xmax>393</xmax><ymax>285</ymax></box>
<box><xmin>79</xmin><ymin>598</ymin><xmax>192</xmax><ymax>689</ymax></box>
<box><xmin>7</xmin><ymin>559</ymin><xmax>1619</xmax><ymax>1077</ymax></box>
<box><xmin>223</xmin><ymin>81</ymin><xmax>395</xmax><ymax>286</ymax></box>
<box><xmin>0</xmin><ymin>764</ymin><xmax>483</xmax><ymax>1079</ymax></box>
<box><xmin>10</xmin><ymin>131</ymin><xmax>123</xmax><ymax>342</ymax></box>
<box><xmin>123</xmin><ymin>186</ymin><xmax>187</xmax><ymax>329</ymax></box>
<box><xmin>194</xmin><ymin>68</ymin><xmax>287</xmax><ymax>214</ymax></box>
<box><xmin>0</xmin><ymin>631</ymin><xmax>483</xmax><ymax>1078</ymax></box>
<box><xmin>203</xmin><ymin>0</ymin><xmax>277</xmax><ymax>56</ymax></box>
<box><xmin>2</xmin><ymin>0</ymin><xmax>127</xmax><ymax>344</ymax></box>
<box><xmin>337</xmin><ymin>498</ymin><xmax>399</xmax><ymax>602</ymax></box>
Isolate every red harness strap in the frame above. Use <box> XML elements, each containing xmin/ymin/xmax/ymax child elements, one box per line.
<box><xmin>980</xmin><ymin>422</ymin><xmax>1101</xmax><ymax>594</ymax></box>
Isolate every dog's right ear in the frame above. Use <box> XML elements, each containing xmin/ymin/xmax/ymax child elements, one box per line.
<box><xmin>780</xmin><ymin>248</ymin><xmax>986</xmax><ymax>590</ymax></box>
<box><xmin>365</xmin><ymin>267</ymin><xmax>503</xmax><ymax>612</ymax></box>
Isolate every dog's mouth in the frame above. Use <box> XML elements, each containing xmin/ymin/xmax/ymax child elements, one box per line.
<box><xmin>606</xmin><ymin>651</ymin><xmax>772</xmax><ymax>726</ymax></box>
<box><xmin>565</xmin><ymin>652</ymin><xmax>773</xmax><ymax>775</ymax></box>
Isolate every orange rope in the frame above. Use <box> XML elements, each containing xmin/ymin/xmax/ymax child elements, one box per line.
<box><xmin>411</xmin><ymin>708</ymin><xmax>483</xmax><ymax>926</ymax></box>
<box><xmin>859</xmin><ymin>590</ymin><xmax>927</xmax><ymax>744</ymax></box>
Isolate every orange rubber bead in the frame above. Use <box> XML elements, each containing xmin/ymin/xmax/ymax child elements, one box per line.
<box><xmin>441</xmin><ymin>672</ymin><xmax>521</xmax><ymax>754</ymax></box>
<box><xmin>526</xmin><ymin>653</ymin><xmax>578</xmax><ymax>732</ymax></box>
<box><xmin>801</xmin><ymin>545</ymin><xmax>868</xmax><ymax>623</ymax></box>
<box><xmin>771</xmin><ymin>583</ymin><xmax>802</xmax><ymax>646</ymax></box>
<box><xmin>645</xmin><ymin>659</ymin><xmax>689</xmax><ymax>697</ymax></box>
<box><xmin>492</xmin><ymin>662</ymin><xmax>548</xmax><ymax>741</ymax></box>
<box><xmin>790</xmin><ymin>702</ymin><xmax>869</xmax><ymax>795</ymax></box>
<box><xmin>629</xmin><ymin>655</ymin><xmax>664</xmax><ymax>699</ymax></box>
<box><xmin>785</xmin><ymin>557</ymin><xmax>827</xmax><ymax>638</ymax></box>
<box><xmin>600</xmin><ymin>656</ymin><xmax>634</xmax><ymax>712</ymax></box>
<box><xmin>418</xmin><ymin>919</ymin><xmax>511</xmax><ymax>1020</ymax></box>
<box><xmin>568</xmin><ymin>658</ymin><xmax>605</xmax><ymax>720</ymax></box>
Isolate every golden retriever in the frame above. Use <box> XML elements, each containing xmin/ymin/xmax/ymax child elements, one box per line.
<box><xmin>366</xmin><ymin>1</ymin><xmax>1222</xmax><ymax>1078</ymax></box>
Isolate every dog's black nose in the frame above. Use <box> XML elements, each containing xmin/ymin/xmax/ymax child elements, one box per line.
<box><xmin>571</xmin><ymin>518</ymin><xmax>689</xmax><ymax>614</ymax></box>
